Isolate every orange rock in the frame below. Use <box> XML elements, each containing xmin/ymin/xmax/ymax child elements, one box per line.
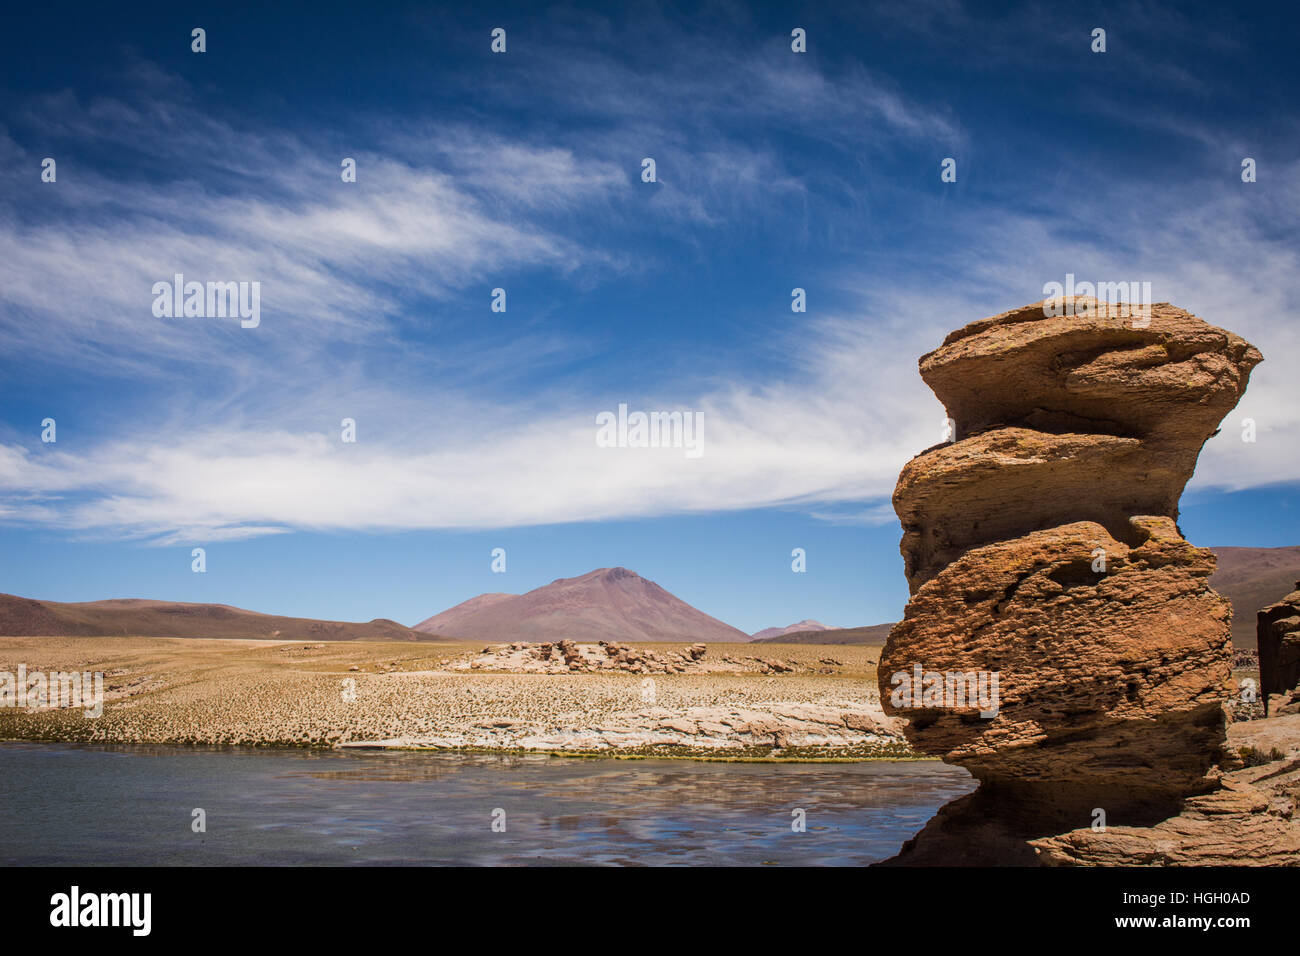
<box><xmin>920</xmin><ymin>299</ymin><xmax>1260</xmax><ymax>446</ymax></box>
<box><xmin>882</xmin><ymin>517</ymin><xmax>1234</xmax><ymax>794</ymax></box>
<box><xmin>875</xmin><ymin>299</ymin><xmax>1290</xmax><ymax>865</ymax></box>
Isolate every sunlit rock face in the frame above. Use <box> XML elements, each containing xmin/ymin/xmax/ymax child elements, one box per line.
<box><xmin>879</xmin><ymin>299</ymin><xmax>1261</xmax><ymax>827</ymax></box>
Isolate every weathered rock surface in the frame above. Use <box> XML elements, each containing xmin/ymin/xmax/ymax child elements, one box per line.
<box><xmin>342</xmin><ymin>693</ymin><xmax>908</xmax><ymax>755</ymax></box>
<box><xmin>1033</xmin><ymin>755</ymin><xmax>1300</xmax><ymax>866</ymax></box>
<box><xmin>877</xmin><ymin>298</ymin><xmax>1290</xmax><ymax>865</ymax></box>
<box><xmin>1258</xmin><ymin>582</ymin><xmax>1300</xmax><ymax>715</ymax></box>
<box><xmin>920</xmin><ymin>299</ymin><xmax>1261</xmax><ymax>449</ymax></box>
<box><xmin>1228</xmin><ymin>710</ymin><xmax>1300</xmax><ymax>760</ymax></box>
<box><xmin>880</xmin><ymin>747</ymin><xmax>1300</xmax><ymax>867</ymax></box>
<box><xmin>887</xmin><ymin>516</ymin><xmax>1236</xmax><ymax>795</ymax></box>
<box><xmin>896</xmin><ymin>430</ymin><xmax>1186</xmax><ymax>591</ymax></box>
<box><xmin>899</xmin><ymin>299</ymin><xmax>1261</xmax><ymax>590</ymax></box>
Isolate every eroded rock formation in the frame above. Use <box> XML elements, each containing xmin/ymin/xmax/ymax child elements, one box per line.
<box><xmin>897</xmin><ymin>300</ymin><xmax>1261</xmax><ymax>590</ymax></box>
<box><xmin>876</xmin><ymin>297</ymin><xmax>1288</xmax><ymax>864</ymax></box>
<box><xmin>1259</xmin><ymin>584</ymin><xmax>1300</xmax><ymax>716</ymax></box>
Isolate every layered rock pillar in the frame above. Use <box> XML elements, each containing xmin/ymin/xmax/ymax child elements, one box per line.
<box><xmin>878</xmin><ymin>298</ymin><xmax>1261</xmax><ymax>816</ymax></box>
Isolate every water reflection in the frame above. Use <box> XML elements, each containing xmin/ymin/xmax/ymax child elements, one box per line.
<box><xmin>0</xmin><ymin>743</ymin><xmax>974</xmax><ymax>866</ymax></box>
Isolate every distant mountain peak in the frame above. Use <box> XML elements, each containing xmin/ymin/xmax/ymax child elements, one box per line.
<box><xmin>749</xmin><ymin>620</ymin><xmax>839</xmax><ymax>641</ymax></box>
<box><xmin>571</xmin><ymin>566</ymin><xmax>641</xmax><ymax>583</ymax></box>
<box><xmin>414</xmin><ymin>567</ymin><xmax>746</xmax><ymax>643</ymax></box>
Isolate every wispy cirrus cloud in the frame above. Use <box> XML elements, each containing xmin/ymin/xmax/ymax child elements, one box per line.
<box><xmin>1</xmin><ymin>13</ymin><xmax>1297</xmax><ymax>546</ymax></box>
<box><xmin>0</xmin><ymin>121</ymin><xmax>622</xmax><ymax>377</ymax></box>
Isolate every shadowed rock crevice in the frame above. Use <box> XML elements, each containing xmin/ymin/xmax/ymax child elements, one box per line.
<box><xmin>877</xmin><ymin>782</ymin><xmax>1192</xmax><ymax>867</ymax></box>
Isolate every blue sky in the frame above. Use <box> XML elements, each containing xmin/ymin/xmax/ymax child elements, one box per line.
<box><xmin>1</xmin><ymin>0</ymin><xmax>1297</xmax><ymax>633</ymax></box>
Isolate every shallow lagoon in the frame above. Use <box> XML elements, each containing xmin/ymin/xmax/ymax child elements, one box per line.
<box><xmin>0</xmin><ymin>743</ymin><xmax>974</xmax><ymax>865</ymax></box>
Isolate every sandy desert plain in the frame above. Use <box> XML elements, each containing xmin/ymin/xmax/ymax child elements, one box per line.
<box><xmin>0</xmin><ymin>636</ymin><xmax>917</xmax><ymax>760</ymax></box>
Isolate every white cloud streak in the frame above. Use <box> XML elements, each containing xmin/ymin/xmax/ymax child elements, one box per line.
<box><xmin>1</xmin><ymin>40</ymin><xmax>1296</xmax><ymax>543</ymax></box>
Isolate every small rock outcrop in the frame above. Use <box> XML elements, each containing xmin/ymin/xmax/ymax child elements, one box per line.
<box><xmin>455</xmin><ymin>641</ymin><xmax>806</xmax><ymax>676</ymax></box>
<box><xmin>1259</xmin><ymin>583</ymin><xmax>1300</xmax><ymax>715</ymax></box>
<box><xmin>876</xmin><ymin>297</ymin><xmax>1289</xmax><ymax>864</ymax></box>
<box><xmin>461</xmin><ymin>640</ymin><xmax>706</xmax><ymax>674</ymax></box>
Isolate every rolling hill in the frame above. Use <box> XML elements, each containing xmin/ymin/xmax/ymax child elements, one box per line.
<box><xmin>0</xmin><ymin>593</ymin><xmax>431</xmax><ymax>642</ymax></box>
<box><xmin>1209</xmin><ymin>545</ymin><xmax>1300</xmax><ymax>649</ymax></box>
<box><xmin>752</xmin><ymin>623</ymin><xmax>894</xmax><ymax>645</ymax></box>
<box><xmin>750</xmin><ymin>619</ymin><xmax>839</xmax><ymax>641</ymax></box>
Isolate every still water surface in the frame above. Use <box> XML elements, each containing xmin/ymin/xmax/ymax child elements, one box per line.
<box><xmin>0</xmin><ymin>742</ymin><xmax>974</xmax><ymax>865</ymax></box>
